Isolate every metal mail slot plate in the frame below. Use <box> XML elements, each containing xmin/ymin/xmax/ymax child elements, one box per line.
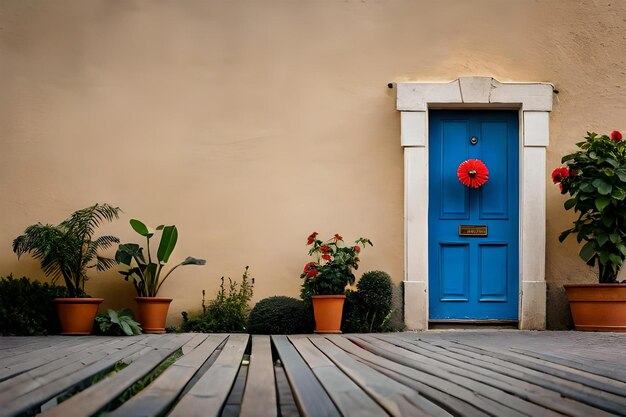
<box><xmin>459</xmin><ymin>225</ymin><xmax>488</xmax><ymax>237</ymax></box>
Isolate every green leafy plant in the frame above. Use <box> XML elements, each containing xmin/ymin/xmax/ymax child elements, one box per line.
<box><xmin>300</xmin><ymin>232</ymin><xmax>373</xmax><ymax>297</ymax></box>
<box><xmin>180</xmin><ymin>266</ymin><xmax>253</xmax><ymax>332</ymax></box>
<box><xmin>94</xmin><ymin>308</ymin><xmax>142</xmax><ymax>336</ymax></box>
<box><xmin>342</xmin><ymin>271</ymin><xmax>393</xmax><ymax>333</ymax></box>
<box><xmin>554</xmin><ymin>130</ymin><xmax>626</xmax><ymax>283</ymax></box>
<box><xmin>248</xmin><ymin>296</ymin><xmax>314</xmax><ymax>334</ymax></box>
<box><xmin>0</xmin><ymin>274</ymin><xmax>68</xmax><ymax>335</ymax></box>
<box><xmin>12</xmin><ymin>204</ymin><xmax>121</xmax><ymax>297</ymax></box>
<box><xmin>116</xmin><ymin>219</ymin><xmax>206</xmax><ymax>297</ymax></box>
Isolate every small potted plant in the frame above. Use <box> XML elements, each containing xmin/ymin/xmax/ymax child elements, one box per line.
<box><xmin>300</xmin><ymin>232</ymin><xmax>372</xmax><ymax>333</ymax></box>
<box><xmin>116</xmin><ymin>219</ymin><xmax>205</xmax><ymax>333</ymax></box>
<box><xmin>12</xmin><ymin>203</ymin><xmax>121</xmax><ymax>334</ymax></box>
<box><xmin>553</xmin><ymin>130</ymin><xmax>626</xmax><ymax>331</ymax></box>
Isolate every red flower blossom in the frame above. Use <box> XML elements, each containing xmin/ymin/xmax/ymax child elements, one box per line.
<box><xmin>551</xmin><ymin>167</ymin><xmax>570</xmax><ymax>184</ymax></box>
<box><xmin>306</xmin><ymin>269</ymin><xmax>318</xmax><ymax>278</ymax></box>
<box><xmin>303</xmin><ymin>262</ymin><xmax>316</xmax><ymax>273</ymax></box>
<box><xmin>457</xmin><ymin>159</ymin><xmax>489</xmax><ymax>188</ymax></box>
<box><xmin>322</xmin><ymin>254</ymin><xmax>331</xmax><ymax>261</ymax></box>
<box><xmin>320</xmin><ymin>245</ymin><xmax>330</xmax><ymax>253</ymax></box>
<box><xmin>307</xmin><ymin>232</ymin><xmax>318</xmax><ymax>245</ymax></box>
<box><xmin>354</xmin><ymin>245</ymin><xmax>361</xmax><ymax>253</ymax></box>
<box><xmin>610</xmin><ymin>130</ymin><xmax>622</xmax><ymax>141</ymax></box>
<box><xmin>334</xmin><ymin>233</ymin><xmax>343</xmax><ymax>241</ymax></box>
<box><xmin>558</xmin><ymin>183</ymin><xmax>564</xmax><ymax>193</ymax></box>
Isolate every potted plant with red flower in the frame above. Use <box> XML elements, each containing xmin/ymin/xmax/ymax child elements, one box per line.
<box><xmin>300</xmin><ymin>232</ymin><xmax>372</xmax><ymax>333</ymax></box>
<box><xmin>553</xmin><ymin>130</ymin><xmax>626</xmax><ymax>331</ymax></box>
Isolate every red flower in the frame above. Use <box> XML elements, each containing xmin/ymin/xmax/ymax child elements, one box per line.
<box><xmin>322</xmin><ymin>254</ymin><xmax>331</xmax><ymax>261</ymax></box>
<box><xmin>551</xmin><ymin>167</ymin><xmax>570</xmax><ymax>184</ymax></box>
<box><xmin>303</xmin><ymin>262</ymin><xmax>316</xmax><ymax>273</ymax></box>
<box><xmin>457</xmin><ymin>159</ymin><xmax>489</xmax><ymax>188</ymax></box>
<box><xmin>354</xmin><ymin>245</ymin><xmax>361</xmax><ymax>253</ymax></box>
<box><xmin>307</xmin><ymin>232</ymin><xmax>318</xmax><ymax>245</ymax></box>
<box><xmin>334</xmin><ymin>233</ymin><xmax>343</xmax><ymax>241</ymax></box>
<box><xmin>610</xmin><ymin>130</ymin><xmax>622</xmax><ymax>141</ymax></box>
<box><xmin>558</xmin><ymin>183</ymin><xmax>564</xmax><ymax>193</ymax></box>
<box><xmin>306</xmin><ymin>269</ymin><xmax>318</xmax><ymax>279</ymax></box>
<box><xmin>320</xmin><ymin>245</ymin><xmax>330</xmax><ymax>253</ymax></box>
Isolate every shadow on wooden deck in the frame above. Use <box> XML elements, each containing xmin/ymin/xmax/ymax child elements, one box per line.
<box><xmin>0</xmin><ymin>331</ymin><xmax>625</xmax><ymax>417</ymax></box>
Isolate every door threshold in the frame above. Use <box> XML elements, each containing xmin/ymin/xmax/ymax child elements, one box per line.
<box><xmin>428</xmin><ymin>320</ymin><xmax>518</xmax><ymax>330</ymax></box>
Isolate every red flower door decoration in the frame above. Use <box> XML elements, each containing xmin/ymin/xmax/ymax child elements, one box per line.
<box><xmin>457</xmin><ymin>159</ymin><xmax>489</xmax><ymax>188</ymax></box>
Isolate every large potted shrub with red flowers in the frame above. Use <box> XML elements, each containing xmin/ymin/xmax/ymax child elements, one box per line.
<box><xmin>300</xmin><ymin>232</ymin><xmax>372</xmax><ymax>333</ymax></box>
<box><xmin>553</xmin><ymin>130</ymin><xmax>626</xmax><ymax>331</ymax></box>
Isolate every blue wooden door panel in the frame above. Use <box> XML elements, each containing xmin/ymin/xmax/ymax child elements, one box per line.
<box><xmin>429</xmin><ymin>110</ymin><xmax>519</xmax><ymax>320</ymax></box>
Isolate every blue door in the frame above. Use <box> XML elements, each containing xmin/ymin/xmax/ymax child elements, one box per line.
<box><xmin>429</xmin><ymin>110</ymin><xmax>519</xmax><ymax>320</ymax></box>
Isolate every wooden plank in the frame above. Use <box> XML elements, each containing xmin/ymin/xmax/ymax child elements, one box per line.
<box><xmin>425</xmin><ymin>340</ymin><xmax>626</xmax><ymax>416</ymax></box>
<box><xmin>106</xmin><ymin>334</ymin><xmax>228</xmax><ymax>417</ymax></box>
<box><xmin>39</xmin><ymin>342</ymin><xmax>184</xmax><ymax>417</ymax></box>
<box><xmin>1</xmin><ymin>337</ymin><xmax>155</xmax><ymax>417</ymax></box>
<box><xmin>510</xmin><ymin>348</ymin><xmax>626</xmax><ymax>383</ymax></box>
<box><xmin>0</xmin><ymin>336</ymin><xmax>112</xmax><ymax>378</ymax></box>
<box><xmin>271</xmin><ymin>335</ymin><xmax>340</xmax><ymax>417</ymax></box>
<box><xmin>240</xmin><ymin>335</ymin><xmax>277</xmax><ymax>417</ymax></box>
<box><xmin>450</xmin><ymin>341</ymin><xmax>626</xmax><ymax>395</ymax></box>
<box><xmin>0</xmin><ymin>336</ymin><xmax>145</xmax><ymax>401</ymax></box>
<box><xmin>288</xmin><ymin>336</ymin><xmax>387</xmax><ymax>417</ymax></box>
<box><xmin>313</xmin><ymin>336</ymin><xmax>452</xmax><ymax>417</ymax></box>
<box><xmin>221</xmin><ymin>361</ymin><xmax>249</xmax><ymax>417</ymax></box>
<box><xmin>365</xmin><ymin>335</ymin><xmax>612</xmax><ymax>417</ymax></box>
<box><xmin>169</xmin><ymin>334</ymin><xmax>249</xmax><ymax>417</ymax></box>
<box><xmin>275</xmin><ymin>360</ymin><xmax>300</xmax><ymax>417</ymax></box>
<box><xmin>338</xmin><ymin>335</ymin><xmax>527</xmax><ymax>417</ymax></box>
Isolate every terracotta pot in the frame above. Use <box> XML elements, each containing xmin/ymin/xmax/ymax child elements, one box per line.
<box><xmin>311</xmin><ymin>295</ymin><xmax>346</xmax><ymax>334</ymax></box>
<box><xmin>135</xmin><ymin>297</ymin><xmax>173</xmax><ymax>334</ymax></box>
<box><xmin>564</xmin><ymin>284</ymin><xmax>626</xmax><ymax>332</ymax></box>
<box><xmin>54</xmin><ymin>298</ymin><xmax>104</xmax><ymax>335</ymax></box>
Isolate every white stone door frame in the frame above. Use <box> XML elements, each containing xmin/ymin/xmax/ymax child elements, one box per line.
<box><xmin>397</xmin><ymin>77</ymin><xmax>554</xmax><ymax>330</ymax></box>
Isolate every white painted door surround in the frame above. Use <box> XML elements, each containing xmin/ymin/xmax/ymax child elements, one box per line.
<box><xmin>397</xmin><ymin>77</ymin><xmax>554</xmax><ymax>330</ymax></box>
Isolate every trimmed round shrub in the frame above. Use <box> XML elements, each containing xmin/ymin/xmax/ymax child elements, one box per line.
<box><xmin>342</xmin><ymin>271</ymin><xmax>393</xmax><ymax>333</ymax></box>
<box><xmin>248</xmin><ymin>296</ymin><xmax>314</xmax><ymax>334</ymax></box>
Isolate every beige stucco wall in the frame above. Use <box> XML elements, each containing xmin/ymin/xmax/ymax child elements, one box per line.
<box><xmin>1</xmin><ymin>0</ymin><xmax>625</xmax><ymax>329</ymax></box>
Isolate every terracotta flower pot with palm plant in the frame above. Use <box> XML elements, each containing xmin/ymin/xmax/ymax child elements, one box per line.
<box><xmin>300</xmin><ymin>232</ymin><xmax>373</xmax><ymax>333</ymax></box>
<box><xmin>13</xmin><ymin>203</ymin><xmax>121</xmax><ymax>334</ymax></box>
<box><xmin>553</xmin><ymin>130</ymin><xmax>626</xmax><ymax>331</ymax></box>
<box><xmin>116</xmin><ymin>219</ymin><xmax>206</xmax><ymax>333</ymax></box>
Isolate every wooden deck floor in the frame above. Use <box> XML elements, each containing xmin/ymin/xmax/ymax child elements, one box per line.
<box><xmin>0</xmin><ymin>331</ymin><xmax>625</xmax><ymax>417</ymax></box>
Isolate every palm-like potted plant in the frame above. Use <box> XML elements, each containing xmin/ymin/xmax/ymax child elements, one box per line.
<box><xmin>300</xmin><ymin>232</ymin><xmax>372</xmax><ymax>333</ymax></box>
<box><xmin>116</xmin><ymin>219</ymin><xmax>206</xmax><ymax>333</ymax></box>
<box><xmin>12</xmin><ymin>203</ymin><xmax>121</xmax><ymax>334</ymax></box>
<box><xmin>553</xmin><ymin>130</ymin><xmax>626</xmax><ymax>331</ymax></box>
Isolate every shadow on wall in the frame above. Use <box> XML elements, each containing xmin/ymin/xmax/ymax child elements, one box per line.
<box><xmin>547</xmin><ymin>283</ymin><xmax>574</xmax><ymax>330</ymax></box>
<box><xmin>389</xmin><ymin>282</ymin><xmax>405</xmax><ymax>331</ymax></box>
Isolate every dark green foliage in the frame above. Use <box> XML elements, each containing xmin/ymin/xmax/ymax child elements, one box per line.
<box><xmin>0</xmin><ymin>274</ymin><xmax>68</xmax><ymax>335</ymax></box>
<box><xmin>94</xmin><ymin>309</ymin><xmax>142</xmax><ymax>336</ymax></box>
<box><xmin>342</xmin><ymin>271</ymin><xmax>393</xmax><ymax>333</ymax></box>
<box><xmin>180</xmin><ymin>267</ymin><xmax>254</xmax><ymax>333</ymax></box>
<box><xmin>558</xmin><ymin>132</ymin><xmax>626</xmax><ymax>283</ymax></box>
<box><xmin>12</xmin><ymin>203</ymin><xmax>121</xmax><ymax>297</ymax></box>
<box><xmin>248</xmin><ymin>296</ymin><xmax>314</xmax><ymax>334</ymax></box>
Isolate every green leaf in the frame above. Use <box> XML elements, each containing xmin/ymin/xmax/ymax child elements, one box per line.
<box><xmin>602</xmin><ymin>214</ymin><xmax>615</xmax><ymax>227</ymax></box>
<box><xmin>609</xmin><ymin>254</ymin><xmax>623</xmax><ymax>267</ymax></box>
<box><xmin>119</xmin><ymin>320</ymin><xmax>133</xmax><ymax>336</ymax></box>
<box><xmin>130</xmin><ymin>219</ymin><xmax>153</xmax><ymax>238</ymax></box>
<box><xmin>580</xmin><ymin>182</ymin><xmax>595</xmax><ymax>193</ymax></box>
<box><xmin>157</xmin><ymin>226</ymin><xmax>178</xmax><ymax>264</ymax></box>
<box><xmin>611</xmin><ymin>187</ymin><xmax>626</xmax><ymax>200</ymax></box>
<box><xmin>108</xmin><ymin>309</ymin><xmax>120</xmax><ymax>325</ymax></box>
<box><xmin>610</xmin><ymin>233</ymin><xmax>621</xmax><ymax>244</ymax></box>
<box><xmin>617</xmin><ymin>244</ymin><xmax>626</xmax><ymax>256</ymax></box>
<box><xmin>592</xmin><ymin>179</ymin><xmax>612</xmax><ymax>195</ymax></box>
<box><xmin>564</xmin><ymin>199</ymin><xmax>577</xmax><ymax>210</ymax></box>
<box><xmin>558</xmin><ymin>230</ymin><xmax>571</xmax><ymax>243</ymax></box>
<box><xmin>579</xmin><ymin>241</ymin><xmax>596</xmax><ymax>262</ymax></box>
<box><xmin>595</xmin><ymin>197</ymin><xmax>610</xmax><ymax>212</ymax></box>
<box><xmin>596</xmin><ymin>233</ymin><xmax>609</xmax><ymax>248</ymax></box>
<box><xmin>603</xmin><ymin>168</ymin><xmax>615</xmax><ymax>177</ymax></box>
<box><xmin>606</xmin><ymin>158</ymin><xmax>619</xmax><ymax>167</ymax></box>
<box><xmin>616</xmin><ymin>169</ymin><xmax>626</xmax><ymax>182</ymax></box>
<box><xmin>181</xmin><ymin>257</ymin><xmax>206</xmax><ymax>265</ymax></box>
